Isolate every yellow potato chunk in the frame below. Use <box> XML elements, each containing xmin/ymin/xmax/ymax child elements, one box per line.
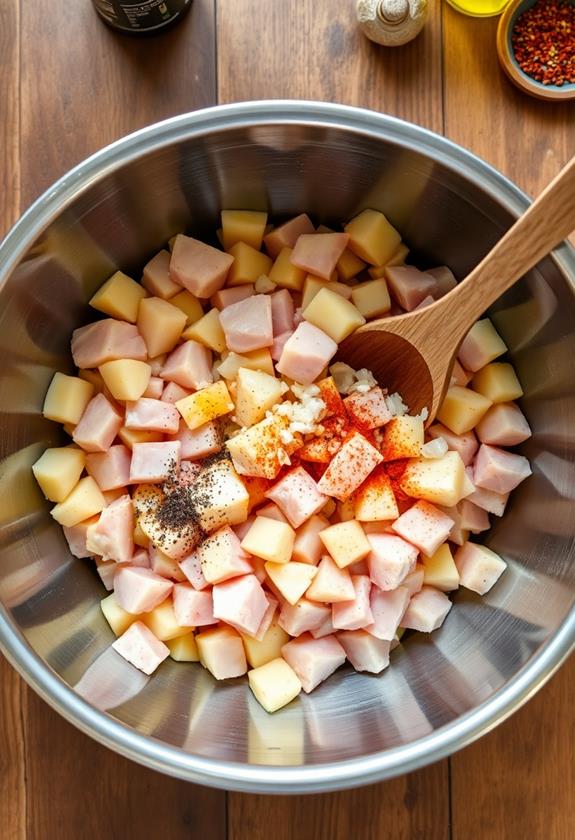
<box><xmin>221</xmin><ymin>210</ymin><xmax>268</xmax><ymax>251</ymax></box>
<box><xmin>119</xmin><ymin>427</ymin><xmax>162</xmax><ymax>448</ymax></box>
<box><xmin>144</xmin><ymin>598</ymin><xmax>191</xmax><ymax>641</ymax></box>
<box><xmin>344</xmin><ymin>209</ymin><xmax>401</xmax><ymax>266</ymax></box>
<box><xmin>381</xmin><ymin>416</ymin><xmax>424</xmax><ymax>460</ymax></box>
<box><xmin>265</xmin><ymin>561</ymin><xmax>318</xmax><ymax>605</ymax></box>
<box><xmin>101</xmin><ymin>593</ymin><xmax>139</xmax><ymax>637</ymax></box>
<box><xmin>32</xmin><ymin>446</ymin><xmax>86</xmax><ymax>503</ymax></box>
<box><xmin>301</xmin><ymin>275</ymin><xmax>352</xmax><ymax>311</ymax></box>
<box><xmin>99</xmin><ymin>359</ymin><xmax>152</xmax><ymax>401</ymax></box>
<box><xmin>235</xmin><ymin>367</ymin><xmax>284</xmax><ymax>427</ymax></box>
<box><xmin>133</xmin><ymin>520</ymin><xmax>150</xmax><ymax>548</ymax></box>
<box><xmin>217</xmin><ymin>348</ymin><xmax>275</xmax><ymax>380</ymax></box>
<box><xmin>437</xmin><ymin>386</ymin><xmax>492</xmax><ymax>435</ymax></box>
<box><xmin>336</xmin><ymin>248</ymin><xmax>366</xmax><ymax>282</ymax></box>
<box><xmin>167</xmin><ymin>632</ymin><xmax>200</xmax><ymax>662</ymax></box>
<box><xmin>319</xmin><ymin>520</ymin><xmax>371</xmax><ymax>569</ymax></box>
<box><xmin>196</xmin><ymin>625</ymin><xmax>247</xmax><ymax>680</ymax></box>
<box><xmin>241</xmin><ymin>516</ymin><xmax>296</xmax><ymax>564</ymax></box>
<box><xmin>471</xmin><ymin>363</ymin><xmax>523</xmax><ymax>404</ymax></box>
<box><xmin>353</xmin><ymin>470</ymin><xmax>399</xmax><ymax>522</ymax></box>
<box><xmin>182</xmin><ymin>308</ymin><xmax>226</xmax><ymax>353</ymax></box>
<box><xmin>401</xmin><ymin>451</ymin><xmax>467</xmax><ymax>508</ymax></box>
<box><xmin>458</xmin><ymin>318</ymin><xmax>507</xmax><ymax>372</ymax></box>
<box><xmin>368</xmin><ymin>245</ymin><xmax>409</xmax><ymax>278</ymax></box>
<box><xmin>169</xmin><ymin>289</ymin><xmax>204</xmax><ymax>326</ymax></box>
<box><xmin>351</xmin><ymin>278</ymin><xmax>391</xmax><ymax>319</ymax></box>
<box><xmin>51</xmin><ymin>476</ymin><xmax>106</xmax><ymax>527</ymax></box>
<box><xmin>242</xmin><ymin>620</ymin><xmax>290</xmax><ymax>668</ymax></box>
<box><xmin>422</xmin><ymin>543</ymin><xmax>460</xmax><ymax>591</ymax></box>
<box><xmin>268</xmin><ymin>247</ymin><xmax>307</xmax><ymax>291</ymax></box>
<box><xmin>43</xmin><ymin>372</ymin><xmax>94</xmax><ymax>425</ymax></box>
<box><xmin>302</xmin><ymin>287</ymin><xmax>366</xmax><ymax>343</ymax></box>
<box><xmin>226</xmin><ymin>414</ymin><xmax>296</xmax><ymax>479</ymax></box>
<box><xmin>248</xmin><ymin>657</ymin><xmax>302</xmax><ymax>713</ymax></box>
<box><xmin>137</xmin><ymin>296</ymin><xmax>187</xmax><ymax>357</ymax></box>
<box><xmin>176</xmin><ymin>380</ymin><xmax>234</xmax><ymax>430</ymax></box>
<box><xmin>226</xmin><ymin>241</ymin><xmax>273</xmax><ymax>286</ymax></box>
<box><xmin>89</xmin><ymin>270</ymin><xmax>147</xmax><ymax>323</ymax></box>
<box><xmin>195</xmin><ymin>459</ymin><xmax>250</xmax><ymax>532</ymax></box>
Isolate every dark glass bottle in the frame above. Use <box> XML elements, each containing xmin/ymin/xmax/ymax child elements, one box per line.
<box><xmin>92</xmin><ymin>0</ymin><xmax>192</xmax><ymax>35</ymax></box>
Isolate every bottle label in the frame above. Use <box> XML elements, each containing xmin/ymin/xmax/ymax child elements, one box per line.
<box><xmin>93</xmin><ymin>0</ymin><xmax>191</xmax><ymax>31</ymax></box>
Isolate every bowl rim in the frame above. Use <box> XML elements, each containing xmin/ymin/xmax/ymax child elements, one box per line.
<box><xmin>0</xmin><ymin>100</ymin><xmax>574</xmax><ymax>793</ymax></box>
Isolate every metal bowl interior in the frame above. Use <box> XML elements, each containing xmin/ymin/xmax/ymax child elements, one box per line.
<box><xmin>0</xmin><ymin>102</ymin><xmax>574</xmax><ymax>793</ymax></box>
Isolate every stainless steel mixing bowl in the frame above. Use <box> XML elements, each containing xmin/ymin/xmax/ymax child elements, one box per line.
<box><xmin>0</xmin><ymin>102</ymin><xmax>573</xmax><ymax>793</ymax></box>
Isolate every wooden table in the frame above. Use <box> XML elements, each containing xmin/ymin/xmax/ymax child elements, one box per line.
<box><xmin>0</xmin><ymin>2</ymin><xmax>573</xmax><ymax>837</ymax></box>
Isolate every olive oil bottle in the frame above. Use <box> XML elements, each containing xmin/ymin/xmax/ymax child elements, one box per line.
<box><xmin>92</xmin><ymin>0</ymin><xmax>192</xmax><ymax>34</ymax></box>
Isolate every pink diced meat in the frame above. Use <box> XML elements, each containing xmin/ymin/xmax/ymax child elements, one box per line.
<box><xmin>426</xmin><ymin>265</ymin><xmax>457</xmax><ymax>298</ymax></box>
<box><xmin>277</xmin><ymin>597</ymin><xmax>330</xmax><ymax>636</ymax></box>
<box><xmin>143</xmin><ymin>377</ymin><xmax>164</xmax><ymax>399</ymax></box>
<box><xmin>212</xmin><ymin>574</ymin><xmax>268</xmax><ymax>637</ymax></box>
<box><xmin>366</xmin><ymin>586</ymin><xmax>410</xmax><ymax>641</ymax></box>
<box><xmin>129</xmin><ymin>441</ymin><xmax>181</xmax><ymax>483</ymax></box>
<box><xmin>211</xmin><ymin>284</ymin><xmax>254</xmax><ymax>310</ymax></box>
<box><xmin>307</xmin><ymin>555</ymin><xmax>355</xmax><ymax>602</ymax></box>
<box><xmin>337</xmin><ymin>629</ymin><xmax>391</xmax><ymax>673</ymax></box>
<box><xmin>233</xmin><ymin>515</ymin><xmax>255</xmax><ymax>542</ymax></box>
<box><xmin>473</xmin><ymin>444</ymin><xmax>532</xmax><ymax>494</ymax></box>
<box><xmin>125</xmin><ymin>398</ymin><xmax>180</xmax><ymax>434</ymax></box>
<box><xmin>281</xmin><ymin>633</ymin><xmax>346</xmax><ymax>693</ymax></box>
<box><xmin>451</xmin><ymin>359</ymin><xmax>472</xmax><ymax>387</ymax></box>
<box><xmin>310</xmin><ymin>614</ymin><xmax>335</xmax><ymax>639</ymax></box>
<box><xmin>167</xmin><ymin>460</ymin><xmax>201</xmax><ymax>490</ymax></box>
<box><xmin>475</xmin><ymin>403</ymin><xmax>531</xmax><ymax>447</ymax></box>
<box><xmin>317</xmin><ymin>431</ymin><xmax>383</xmax><ymax>501</ymax></box>
<box><xmin>114</xmin><ymin>566</ymin><xmax>173</xmax><ymax>613</ymax></box>
<box><xmin>71</xmin><ymin>319</ymin><xmax>147</xmax><ymax>369</ymax></box>
<box><xmin>292</xmin><ymin>514</ymin><xmax>330</xmax><ymax>565</ymax></box>
<box><xmin>459</xmin><ymin>500</ymin><xmax>490</xmax><ymax>533</ymax></box>
<box><xmin>148</xmin><ymin>546</ymin><xmax>187</xmax><ymax>581</ymax></box>
<box><xmin>148</xmin><ymin>355</ymin><xmax>167</xmax><ymax>375</ymax></box>
<box><xmin>142</xmin><ymin>250</ymin><xmax>181</xmax><ymax>299</ymax></box>
<box><xmin>161</xmin><ymin>382</ymin><xmax>192</xmax><ymax>404</ymax></box>
<box><xmin>391</xmin><ymin>500</ymin><xmax>454</xmax><ymax>557</ymax></box>
<box><xmin>86</xmin><ymin>495</ymin><xmax>134</xmax><ymax>564</ymax></box>
<box><xmin>264</xmin><ymin>214</ymin><xmax>315</xmax><ymax>259</ymax></box>
<box><xmin>175</xmin><ymin>419</ymin><xmax>222</xmax><ymax>460</ymax></box>
<box><xmin>413</xmin><ymin>295</ymin><xmax>435</xmax><ymax>311</ymax></box>
<box><xmin>271</xmin><ymin>330</ymin><xmax>294</xmax><ymax>362</ymax></box>
<box><xmin>160</xmin><ymin>340</ymin><xmax>213</xmax><ymax>391</ymax></box>
<box><xmin>178</xmin><ymin>551</ymin><xmax>209</xmax><ymax>590</ymax></box>
<box><xmin>219</xmin><ymin>294</ymin><xmax>273</xmax><ymax>353</ymax></box>
<box><xmin>401</xmin><ymin>586</ymin><xmax>452</xmax><ymax>632</ymax></box>
<box><xmin>169</xmin><ymin>234</ymin><xmax>234</xmax><ymax>298</ymax></box>
<box><xmin>454</xmin><ymin>542</ymin><xmax>507</xmax><ymax>595</ymax></box>
<box><xmin>271</xmin><ymin>289</ymin><xmax>295</xmax><ymax>336</ymax></box>
<box><xmin>402</xmin><ymin>563</ymin><xmax>425</xmax><ymax>596</ymax></box>
<box><xmin>332</xmin><ymin>575</ymin><xmax>373</xmax><ymax>631</ymax></box>
<box><xmin>427</xmin><ymin>423</ymin><xmax>478</xmax><ymax>466</ymax></box>
<box><xmin>344</xmin><ymin>387</ymin><xmax>392</xmax><ymax>429</ymax></box>
<box><xmin>276</xmin><ymin>321</ymin><xmax>337</xmax><ymax>384</ymax></box>
<box><xmin>63</xmin><ymin>518</ymin><xmax>96</xmax><ymax>559</ymax></box>
<box><xmin>172</xmin><ymin>584</ymin><xmax>214</xmax><ymax>626</ymax></box>
<box><xmin>265</xmin><ymin>466</ymin><xmax>327</xmax><ymax>528</ymax></box>
<box><xmin>293</xmin><ymin>307</ymin><xmax>303</xmax><ymax>327</ymax></box>
<box><xmin>367</xmin><ymin>533</ymin><xmax>418</xmax><ymax>591</ymax></box>
<box><xmin>290</xmin><ymin>233</ymin><xmax>349</xmax><ymax>281</ymax></box>
<box><xmin>112</xmin><ymin>621</ymin><xmax>169</xmax><ymax>675</ymax></box>
<box><xmin>256</xmin><ymin>502</ymin><xmax>288</xmax><ymax>523</ymax></box>
<box><xmin>199</xmin><ymin>525</ymin><xmax>253</xmax><ymax>584</ymax></box>
<box><xmin>131</xmin><ymin>548</ymin><xmax>150</xmax><ymax>568</ymax></box>
<box><xmin>252</xmin><ymin>595</ymin><xmax>279</xmax><ymax>642</ymax></box>
<box><xmin>466</xmin><ymin>480</ymin><xmax>509</xmax><ymax>516</ymax></box>
<box><xmin>96</xmin><ymin>560</ymin><xmax>116</xmax><ymax>591</ymax></box>
<box><xmin>73</xmin><ymin>394</ymin><xmax>123</xmax><ymax>453</ymax></box>
<box><xmin>85</xmin><ymin>444</ymin><xmax>131</xmax><ymax>491</ymax></box>
<box><xmin>385</xmin><ymin>266</ymin><xmax>437</xmax><ymax>311</ymax></box>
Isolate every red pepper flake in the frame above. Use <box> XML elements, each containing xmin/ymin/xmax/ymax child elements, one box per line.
<box><xmin>383</xmin><ymin>459</ymin><xmax>411</xmax><ymax>503</ymax></box>
<box><xmin>512</xmin><ymin>0</ymin><xmax>575</xmax><ymax>86</ymax></box>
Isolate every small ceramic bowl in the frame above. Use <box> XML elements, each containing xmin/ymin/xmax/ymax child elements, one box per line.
<box><xmin>497</xmin><ymin>0</ymin><xmax>575</xmax><ymax>101</ymax></box>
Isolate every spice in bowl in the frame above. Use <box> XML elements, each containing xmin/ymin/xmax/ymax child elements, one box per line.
<box><xmin>511</xmin><ymin>0</ymin><xmax>574</xmax><ymax>86</ymax></box>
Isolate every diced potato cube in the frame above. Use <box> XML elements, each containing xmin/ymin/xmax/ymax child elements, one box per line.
<box><xmin>176</xmin><ymin>381</ymin><xmax>234</xmax><ymax>430</ymax></box>
<box><xmin>182</xmin><ymin>308</ymin><xmax>226</xmax><ymax>353</ymax></box>
<box><xmin>301</xmin><ymin>275</ymin><xmax>352</xmax><ymax>311</ymax></box>
<box><xmin>32</xmin><ymin>446</ymin><xmax>86</xmax><ymax>503</ymax></box>
<box><xmin>336</xmin><ymin>248</ymin><xmax>366</xmax><ymax>282</ymax></box>
<box><xmin>143</xmin><ymin>598</ymin><xmax>192</xmax><ymax>641</ymax></box>
<box><xmin>422</xmin><ymin>543</ymin><xmax>460</xmax><ymax>591</ymax></box>
<box><xmin>353</xmin><ymin>468</ymin><xmax>399</xmax><ymax>521</ymax></box>
<box><xmin>142</xmin><ymin>250</ymin><xmax>181</xmax><ymax>299</ymax></box>
<box><xmin>51</xmin><ymin>476</ymin><xmax>106</xmax><ymax>527</ymax></box>
<box><xmin>458</xmin><ymin>318</ymin><xmax>507</xmax><ymax>372</ymax></box>
<box><xmin>264</xmin><ymin>561</ymin><xmax>318</xmax><ymax>605</ymax></box>
<box><xmin>227</xmin><ymin>414</ymin><xmax>300</xmax><ymax>479</ymax></box>
<box><xmin>351</xmin><ymin>278</ymin><xmax>391</xmax><ymax>319</ymax></box>
<box><xmin>248</xmin><ymin>657</ymin><xmax>302</xmax><ymax>713</ymax></box>
<box><xmin>381</xmin><ymin>416</ymin><xmax>424</xmax><ymax>460</ymax></box>
<box><xmin>235</xmin><ymin>367</ymin><xmax>284</xmax><ymax>427</ymax></box>
<box><xmin>400</xmin><ymin>451</ymin><xmax>467</xmax><ymax>508</ymax></box>
<box><xmin>344</xmin><ymin>209</ymin><xmax>401</xmax><ymax>266</ymax></box>
<box><xmin>89</xmin><ymin>270</ymin><xmax>147</xmax><ymax>323</ymax></box>
<box><xmin>471</xmin><ymin>363</ymin><xmax>523</xmax><ymax>404</ymax></box>
<box><xmin>43</xmin><ymin>372</ymin><xmax>94</xmax><ymax>425</ymax></box>
<box><xmin>134</xmin><ymin>520</ymin><xmax>150</xmax><ymax>548</ymax></box>
<box><xmin>137</xmin><ymin>296</ymin><xmax>187</xmax><ymax>357</ymax></box>
<box><xmin>167</xmin><ymin>632</ymin><xmax>200</xmax><ymax>662</ymax></box>
<box><xmin>385</xmin><ymin>243</ymin><xmax>409</xmax><ymax>267</ymax></box>
<box><xmin>221</xmin><ymin>210</ymin><xmax>268</xmax><ymax>251</ymax></box>
<box><xmin>118</xmin><ymin>427</ymin><xmax>163</xmax><ymax>448</ymax></box>
<box><xmin>226</xmin><ymin>241</ymin><xmax>273</xmax><ymax>286</ymax></box>
<box><xmin>302</xmin><ymin>287</ymin><xmax>365</xmax><ymax>343</ymax></box>
<box><xmin>437</xmin><ymin>386</ymin><xmax>492</xmax><ymax>435</ymax></box>
<box><xmin>241</xmin><ymin>516</ymin><xmax>296</xmax><ymax>564</ymax></box>
<box><xmin>99</xmin><ymin>359</ymin><xmax>152</xmax><ymax>401</ymax></box>
<box><xmin>194</xmin><ymin>459</ymin><xmax>250</xmax><ymax>532</ymax></box>
<box><xmin>196</xmin><ymin>625</ymin><xmax>247</xmax><ymax>679</ymax></box>
<box><xmin>217</xmin><ymin>348</ymin><xmax>275</xmax><ymax>380</ymax></box>
<box><xmin>101</xmin><ymin>593</ymin><xmax>139</xmax><ymax>637</ymax></box>
<box><xmin>242</xmin><ymin>620</ymin><xmax>290</xmax><ymax>668</ymax></box>
<box><xmin>169</xmin><ymin>290</ymin><xmax>204</xmax><ymax>326</ymax></box>
<box><xmin>268</xmin><ymin>246</ymin><xmax>307</xmax><ymax>291</ymax></box>
<box><xmin>319</xmin><ymin>520</ymin><xmax>371</xmax><ymax>568</ymax></box>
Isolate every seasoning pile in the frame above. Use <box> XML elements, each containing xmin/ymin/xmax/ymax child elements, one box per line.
<box><xmin>512</xmin><ymin>0</ymin><xmax>575</xmax><ymax>86</ymax></box>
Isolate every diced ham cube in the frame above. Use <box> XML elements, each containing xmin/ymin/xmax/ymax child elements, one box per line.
<box><xmin>413</xmin><ymin>295</ymin><xmax>435</xmax><ymax>311</ymax></box>
<box><xmin>129</xmin><ymin>441</ymin><xmax>181</xmax><ymax>483</ymax></box>
<box><xmin>473</xmin><ymin>444</ymin><xmax>532</xmax><ymax>494</ymax></box>
<box><xmin>310</xmin><ymin>614</ymin><xmax>335</xmax><ymax>639</ymax></box>
<box><xmin>219</xmin><ymin>294</ymin><xmax>273</xmax><ymax>353</ymax></box>
<box><xmin>277</xmin><ymin>597</ymin><xmax>330</xmax><ymax>636</ymax></box>
<box><xmin>142</xmin><ymin>249</ymin><xmax>182</xmax><ymax>298</ymax></box>
<box><xmin>170</xmin><ymin>234</ymin><xmax>234</xmax><ymax>298</ymax></box>
<box><xmin>264</xmin><ymin>213</ymin><xmax>315</xmax><ymax>258</ymax></box>
<box><xmin>276</xmin><ymin>321</ymin><xmax>337</xmax><ymax>385</ymax></box>
<box><xmin>172</xmin><ymin>583</ymin><xmax>214</xmax><ymax>626</ymax></box>
<box><xmin>160</xmin><ymin>340</ymin><xmax>213</xmax><ymax>391</ymax></box>
<box><xmin>306</xmin><ymin>554</ymin><xmax>355</xmax><ymax>603</ymax></box>
<box><xmin>161</xmin><ymin>382</ymin><xmax>192</xmax><ymax>404</ymax></box>
<box><xmin>401</xmin><ymin>586</ymin><xmax>452</xmax><ymax>632</ymax></box>
<box><xmin>211</xmin><ymin>284</ymin><xmax>254</xmax><ymax>310</ymax></box>
<box><xmin>365</xmin><ymin>586</ymin><xmax>410</xmax><ymax>641</ymax></box>
<box><xmin>96</xmin><ymin>560</ymin><xmax>116</xmax><ymax>591</ymax></box>
<box><xmin>391</xmin><ymin>500</ymin><xmax>454</xmax><ymax>557</ymax></box>
<box><xmin>332</xmin><ymin>575</ymin><xmax>373</xmax><ymax>631</ymax></box>
<box><xmin>73</xmin><ymin>394</ymin><xmax>123</xmax><ymax>453</ymax></box>
<box><xmin>212</xmin><ymin>574</ymin><xmax>268</xmax><ymax>637</ymax></box>
<box><xmin>337</xmin><ymin>629</ymin><xmax>391</xmax><ymax>673</ymax></box>
<box><xmin>426</xmin><ymin>265</ymin><xmax>457</xmax><ymax>298</ymax></box>
<box><xmin>454</xmin><ymin>542</ymin><xmax>507</xmax><ymax>595</ymax></box>
<box><xmin>114</xmin><ymin>566</ymin><xmax>173</xmax><ymax>613</ymax></box>
<box><xmin>402</xmin><ymin>563</ymin><xmax>425</xmax><ymax>596</ymax></box>
<box><xmin>256</xmin><ymin>502</ymin><xmax>288</xmax><ymax>523</ymax></box>
<box><xmin>281</xmin><ymin>633</ymin><xmax>346</xmax><ymax>693</ymax></box>
<box><xmin>112</xmin><ymin>621</ymin><xmax>169</xmax><ymax>675</ymax></box>
<box><xmin>252</xmin><ymin>594</ymin><xmax>279</xmax><ymax>641</ymax></box>
<box><xmin>385</xmin><ymin>266</ymin><xmax>437</xmax><ymax>311</ymax></box>
<box><xmin>271</xmin><ymin>330</ymin><xmax>294</xmax><ymax>362</ymax></box>
<box><xmin>265</xmin><ymin>467</ymin><xmax>327</xmax><ymax>528</ymax></box>
<box><xmin>195</xmin><ymin>525</ymin><xmax>253</xmax><ymax>584</ymax></box>
<box><xmin>178</xmin><ymin>550</ymin><xmax>210</xmax><ymax>591</ymax></box>
<box><xmin>271</xmin><ymin>289</ymin><xmax>295</xmax><ymax>336</ymax></box>
<box><xmin>317</xmin><ymin>431</ymin><xmax>383</xmax><ymax>501</ymax></box>
<box><xmin>131</xmin><ymin>548</ymin><xmax>150</xmax><ymax>568</ymax></box>
<box><xmin>63</xmin><ymin>516</ymin><xmax>98</xmax><ymax>559</ymax></box>
<box><xmin>475</xmin><ymin>403</ymin><xmax>531</xmax><ymax>447</ymax></box>
<box><xmin>175</xmin><ymin>419</ymin><xmax>222</xmax><ymax>461</ymax></box>
<box><xmin>71</xmin><ymin>319</ymin><xmax>147</xmax><ymax>369</ymax></box>
<box><xmin>459</xmin><ymin>500</ymin><xmax>490</xmax><ymax>533</ymax></box>
<box><xmin>125</xmin><ymin>398</ymin><xmax>180</xmax><ymax>434</ymax></box>
<box><xmin>292</xmin><ymin>514</ymin><xmax>330</xmax><ymax>565</ymax></box>
<box><xmin>86</xmin><ymin>444</ymin><xmax>131</xmax><ymax>491</ymax></box>
<box><xmin>142</xmin><ymin>377</ymin><xmax>163</xmax><ymax>399</ymax></box>
<box><xmin>451</xmin><ymin>359</ymin><xmax>472</xmax><ymax>387</ymax></box>
<box><xmin>148</xmin><ymin>545</ymin><xmax>187</xmax><ymax>581</ymax></box>
<box><xmin>367</xmin><ymin>533</ymin><xmax>418</xmax><ymax>591</ymax></box>
<box><xmin>86</xmin><ymin>495</ymin><xmax>134</xmax><ymax>564</ymax></box>
<box><xmin>291</xmin><ymin>233</ymin><xmax>349</xmax><ymax>280</ymax></box>
<box><xmin>466</xmin><ymin>482</ymin><xmax>509</xmax><ymax>517</ymax></box>
<box><xmin>427</xmin><ymin>423</ymin><xmax>478</xmax><ymax>466</ymax></box>
<box><xmin>344</xmin><ymin>387</ymin><xmax>392</xmax><ymax>429</ymax></box>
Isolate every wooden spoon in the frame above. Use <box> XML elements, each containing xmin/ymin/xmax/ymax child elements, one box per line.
<box><xmin>338</xmin><ymin>155</ymin><xmax>575</xmax><ymax>424</ymax></box>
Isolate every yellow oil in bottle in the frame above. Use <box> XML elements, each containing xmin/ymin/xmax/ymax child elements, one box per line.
<box><xmin>445</xmin><ymin>0</ymin><xmax>509</xmax><ymax>16</ymax></box>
